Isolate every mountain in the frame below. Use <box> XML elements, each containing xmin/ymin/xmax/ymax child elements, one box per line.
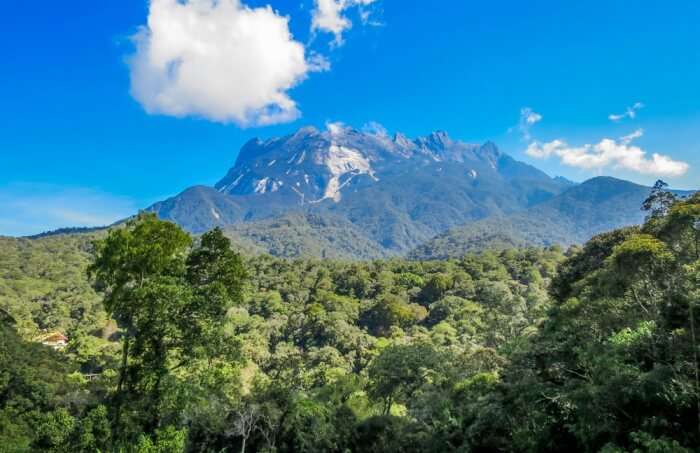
<box><xmin>149</xmin><ymin>125</ymin><xmax>573</xmax><ymax>254</ymax></box>
<box><xmin>408</xmin><ymin>177</ymin><xmax>690</xmax><ymax>260</ymax></box>
<box><xmin>145</xmin><ymin>125</ymin><xmax>693</xmax><ymax>259</ymax></box>
<box><xmin>148</xmin><ymin>185</ymin><xmax>247</xmax><ymax>232</ymax></box>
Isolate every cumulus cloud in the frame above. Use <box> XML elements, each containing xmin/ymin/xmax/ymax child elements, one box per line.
<box><xmin>128</xmin><ymin>0</ymin><xmax>327</xmax><ymax>126</ymax></box>
<box><xmin>0</xmin><ymin>184</ymin><xmax>137</xmax><ymax>237</ymax></box>
<box><xmin>512</xmin><ymin>107</ymin><xmax>543</xmax><ymax>141</ymax></box>
<box><xmin>526</xmin><ymin>129</ymin><xmax>689</xmax><ymax>177</ymax></box>
<box><xmin>311</xmin><ymin>0</ymin><xmax>379</xmax><ymax>46</ymax></box>
<box><xmin>609</xmin><ymin>102</ymin><xmax>644</xmax><ymax>122</ymax></box>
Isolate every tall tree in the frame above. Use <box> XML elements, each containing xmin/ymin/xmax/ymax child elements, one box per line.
<box><xmin>89</xmin><ymin>214</ymin><xmax>246</xmax><ymax>441</ymax></box>
<box><xmin>642</xmin><ymin>179</ymin><xmax>677</xmax><ymax>220</ymax></box>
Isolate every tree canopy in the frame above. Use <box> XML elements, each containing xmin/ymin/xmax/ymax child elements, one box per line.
<box><xmin>0</xmin><ymin>192</ymin><xmax>698</xmax><ymax>451</ymax></box>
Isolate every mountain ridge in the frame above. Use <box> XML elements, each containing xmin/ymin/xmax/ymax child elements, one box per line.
<box><xmin>408</xmin><ymin>176</ymin><xmax>695</xmax><ymax>260</ymax></box>
<box><xmin>141</xmin><ymin>125</ymin><xmax>688</xmax><ymax>259</ymax></box>
<box><xmin>149</xmin><ymin>125</ymin><xmax>573</xmax><ymax>248</ymax></box>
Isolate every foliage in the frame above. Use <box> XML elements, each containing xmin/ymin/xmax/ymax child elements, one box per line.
<box><xmin>1</xmin><ymin>191</ymin><xmax>698</xmax><ymax>451</ymax></box>
<box><xmin>88</xmin><ymin>213</ymin><xmax>246</xmax><ymax>441</ymax></box>
<box><xmin>0</xmin><ymin>233</ymin><xmax>106</xmax><ymax>338</ymax></box>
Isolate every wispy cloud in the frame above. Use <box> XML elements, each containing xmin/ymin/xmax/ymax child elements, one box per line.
<box><xmin>311</xmin><ymin>0</ymin><xmax>381</xmax><ymax>46</ymax></box>
<box><xmin>325</xmin><ymin>120</ymin><xmax>349</xmax><ymax>136</ymax></box>
<box><xmin>526</xmin><ymin>129</ymin><xmax>689</xmax><ymax>177</ymax></box>
<box><xmin>0</xmin><ymin>184</ymin><xmax>137</xmax><ymax>237</ymax></box>
<box><xmin>362</xmin><ymin>121</ymin><xmax>389</xmax><ymax>137</ymax></box>
<box><xmin>609</xmin><ymin>102</ymin><xmax>644</xmax><ymax>122</ymax></box>
<box><xmin>511</xmin><ymin>107</ymin><xmax>543</xmax><ymax>141</ymax></box>
<box><xmin>128</xmin><ymin>0</ymin><xmax>328</xmax><ymax>126</ymax></box>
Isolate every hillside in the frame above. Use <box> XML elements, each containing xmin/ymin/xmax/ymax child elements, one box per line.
<box><xmin>409</xmin><ymin>177</ymin><xmax>655</xmax><ymax>259</ymax></box>
<box><xmin>0</xmin><ymin>233</ymin><xmax>107</xmax><ymax>337</ymax></box>
<box><xmin>223</xmin><ymin>212</ymin><xmax>389</xmax><ymax>260</ymax></box>
<box><xmin>147</xmin><ymin>185</ymin><xmax>248</xmax><ymax>233</ymax></box>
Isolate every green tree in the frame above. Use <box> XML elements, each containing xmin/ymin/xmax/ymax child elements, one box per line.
<box><xmin>368</xmin><ymin>342</ymin><xmax>445</xmax><ymax>415</ymax></box>
<box><xmin>642</xmin><ymin>179</ymin><xmax>677</xmax><ymax>220</ymax></box>
<box><xmin>89</xmin><ymin>214</ymin><xmax>245</xmax><ymax>441</ymax></box>
<box><xmin>361</xmin><ymin>294</ymin><xmax>427</xmax><ymax>337</ymax></box>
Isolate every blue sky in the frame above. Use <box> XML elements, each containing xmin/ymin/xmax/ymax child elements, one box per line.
<box><xmin>1</xmin><ymin>0</ymin><xmax>699</xmax><ymax>236</ymax></box>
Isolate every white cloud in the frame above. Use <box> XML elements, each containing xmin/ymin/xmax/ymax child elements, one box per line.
<box><xmin>524</xmin><ymin>109</ymin><xmax>542</xmax><ymax>125</ymax></box>
<box><xmin>312</xmin><ymin>0</ymin><xmax>350</xmax><ymax>45</ymax></box>
<box><xmin>326</xmin><ymin>120</ymin><xmax>348</xmax><ymax>136</ymax></box>
<box><xmin>128</xmin><ymin>0</ymin><xmax>326</xmax><ymax>126</ymax></box>
<box><xmin>609</xmin><ymin>102</ymin><xmax>644</xmax><ymax>122</ymax></box>
<box><xmin>513</xmin><ymin>107</ymin><xmax>542</xmax><ymax>141</ymax></box>
<box><xmin>526</xmin><ymin>129</ymin><xmax>689</xmax><ymax>177</ymax></box>
<box><xmin>311</xmin><ymin>0</ymin><xmax>379</xmax><ymax>46</ymax></box>
<box><xmin>620</xmin><ymin>128</ymin><xmax>643</xmax><ymax>144</ymax></box>
<box><xmin>0</xmin><ymin>184</ymin><xmax>137</xmax><ymax>237</ymax></box>
<box><xmin>307</xmin><ymin>51</ymin><xmax>332</xmax><ymax>72</ymax></box>
<box><xmin>362</xmin><ymin>121</ymin><xmax>389</xmax><ymax>137</ymax></box>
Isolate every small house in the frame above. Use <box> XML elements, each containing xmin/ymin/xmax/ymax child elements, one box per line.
<box><xmin>39</xmin><ymin>332</ymin><xmax>69</xmax><ymax>350</ymax></box>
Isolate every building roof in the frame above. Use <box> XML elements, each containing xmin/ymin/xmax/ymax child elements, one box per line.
<box><xmin>38</xmin><ymin>332</ymin><xmax>68</xmax><ymax>343</ymax></box>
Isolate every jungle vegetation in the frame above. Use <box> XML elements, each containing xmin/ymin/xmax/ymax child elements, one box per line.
<box><xmin>1</xmin><ymin>187</ymin><xmax>699</xmax><ymax>452</ymax></box>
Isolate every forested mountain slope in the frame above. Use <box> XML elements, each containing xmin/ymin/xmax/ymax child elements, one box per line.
<box><xmin>223</xmin><ymin>211</ymin><xmax>390</xmax><ymax>260</ymax></box>
<box><xmin>0</xmin><ymin>233</ymin><xmax>107</xmax><ymax>337</ymax></box>
<box><xmin>410</xmin><ymin>177</ymin><xmax>693</xmax><ymax>259</ymax></box>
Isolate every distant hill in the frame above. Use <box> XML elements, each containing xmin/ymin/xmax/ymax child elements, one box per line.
<box><xmin>24</xmin><ymin>225</ymin><xmax>108</xmax><ymax>239</ymax></box>
<box><xmin>408</xmin><ymin>177</ymin><xmax>693</xmax><ymax>260</ymax></box>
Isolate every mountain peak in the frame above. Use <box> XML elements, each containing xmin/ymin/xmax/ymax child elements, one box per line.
<box><xmin>393</xmin><ymin>132</ymin><xmax>412</xmax><ymax>148</ymax></box>
<box><xmin>295</xmin><ymin>125</ymin><xmax>320</xmax><ymax>137</ymax></box>
<box><xmin>580</xmin><ymin>176</ymin><xmax>642</xmax><ymax>189</ymax></box>
<box><xmin>478</xmin><ymin>141</ymin><xmax>501</xmax><ymax>158</ymax></box>
<box><xmin>212</xmin><ymin>124</ymin><xmax>574</xmax><ymax>211</ymax></box>
<box><xmin>424</xmin><ymin>130</ymin><xmax>452</xmax><ymax>148</ymax></box>
<box><xmin>481</xmin><ymin>140</ymin><xmax>498</xmax><ymax>151</ymax></box>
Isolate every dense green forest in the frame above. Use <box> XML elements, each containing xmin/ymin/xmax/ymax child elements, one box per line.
<box><xmin>1</xmin><ymin>187</ymin><xmax>699</xmax><ymax>452</ymax></box>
